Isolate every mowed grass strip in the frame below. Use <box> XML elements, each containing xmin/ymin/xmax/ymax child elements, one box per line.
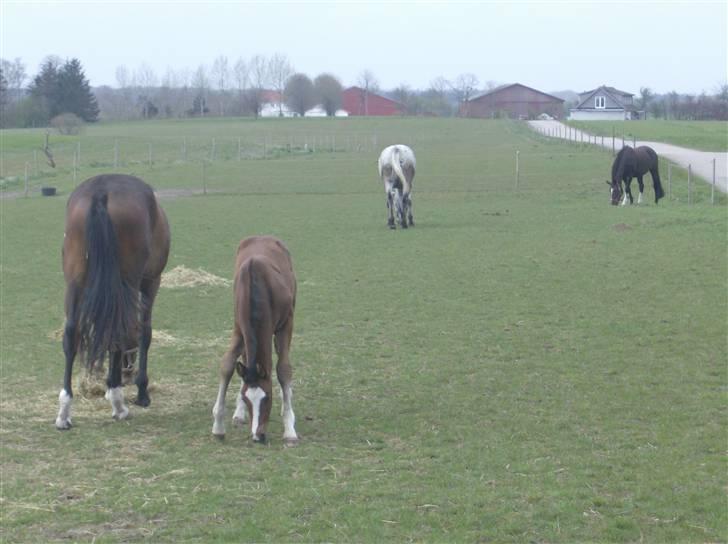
<box><xmin>1</xmin><ymin>118</ymin><xmax>726</xmax><ymax>542</ymax></box>
<box><xmin>567</xmin><ymin>119</ymin><xmax>728</xmax><ymax>152</ymax></box>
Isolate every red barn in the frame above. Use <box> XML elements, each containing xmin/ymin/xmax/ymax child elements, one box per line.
<box><xmin>342</xmin><ymin>86</ymin><xmax>403</xmax><ymax>116</ymax></box>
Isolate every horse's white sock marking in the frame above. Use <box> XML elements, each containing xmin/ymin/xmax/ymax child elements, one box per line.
<box><xmin>55</xmin><ymin>389</ymin><xmax>72</xmax><ymax>429</ymax></box>
<box><xmin>637</xmin><ymin>192</ymin><xmax>644</xmax><ymax>204</ymax></box>
<box><xmin>233</xmin><ymin>388</ymin><xmax>247</xmax><ymax>425</ymax></box>
<box><xmin>281</xmin><ymin>385</ymin><xmax>298</xmax><ymax>441</ymax></box>
<box><xmin>212</xmin><ymin>382</ymin><xmax>227</xmax><ymax>436</ymax></box>
<box><xmin>621</xmin><ymin>192</ymin><xmax>629</xmax><ymax>206</ymax></box>
<box><xmin>105</xmin><ymin>387</ymin><xmax>129</xmax><ymax>420</ymax></box>
<box><xmin>245</xmin><ymin>386</ymin><xmax>266</xmax><ymax>440</ymax></box>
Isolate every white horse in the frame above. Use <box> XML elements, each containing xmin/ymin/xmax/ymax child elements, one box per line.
<box><xmin>378</xmin><ymin>145</ymin><xmax>416</xmax><ymax>229</ymax></box>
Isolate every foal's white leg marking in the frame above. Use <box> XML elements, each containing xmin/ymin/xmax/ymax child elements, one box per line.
<box><xmin>281</xmin><ymin>385</ymin><xmax>298</xmax><ymax>442</ymax></box>
<box><xmin>232</xmin><ymin>386</ymin><xmax>247</xmax><ymax>426</ymax></box>
<box><xmin>55</xmin><ymin>389</ymin><xmax>73</xmax><ymax>429</ymax></box>
<box><xmin>244</xmin><ymin>386</ymin><xmax>266</xmax><ymax>440</ymax></box>
<box><xmin>105</xmin><ymin>387</ymin><xmax>129</xmax><ymax>420</ymax></box>
<box><xmin>637</xmin><ymin>191</ymin><xmax>644</xmax><ymax>205</ymax></box>
<box><xmin>212</xmin><ymin>382</ymin><xmax>228</xmax><ymax>436</ymax></box>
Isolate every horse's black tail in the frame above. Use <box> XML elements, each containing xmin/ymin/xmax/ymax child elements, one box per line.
<box><xmin>77</xmin><ymin>190</ymin><xmax>138</xmax><ymax>367</ymax></box>
<box><xmin>241</xmin><ymin>259</ymin><xmax>270</xmax><ymax>386</ymax></box>
<box><xmin>651</xmin><ymin>161</ymin><xmax>665</xmax><ymax>203</ymax></box>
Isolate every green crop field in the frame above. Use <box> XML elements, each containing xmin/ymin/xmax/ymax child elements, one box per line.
<box><xmin>567</xmin><ymin>120</ymin><xmax>728</xmax><ymax>153</ymax></box>
<box><xmin>1</xmin><ymin>118</ymin><xmax>726</xmax><ymax>543</ymax></box>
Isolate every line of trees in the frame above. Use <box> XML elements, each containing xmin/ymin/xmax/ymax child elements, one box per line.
<box><xmin>2</xmin><ymin>54</ymin><xmax>727</xmax><ymax>128</ymax></box>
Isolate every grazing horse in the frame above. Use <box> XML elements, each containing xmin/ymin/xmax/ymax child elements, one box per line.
<box><xmin>607</xmin><ymin>145</ymin><xmax>665</xmax><ymax>206</ymax></box>
<box><xmin>55</xmin><ymin>174</ymin><xmax>170</xmax><ymax>429</ymax></box>
<box><xmin>378</xmin><ymin>144</ymin><xmax>416</xmax><ymax>229</ymax></box>
<box><xmin>212</xmin><ymin>236</ymin><xmax>298</xmax><ymax>445</ymax></box>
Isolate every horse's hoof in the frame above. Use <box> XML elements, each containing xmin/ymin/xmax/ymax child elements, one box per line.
<box><xmin>135</xmin><ymin>395</ymin><xmax>151</xmax><ymax>408</ymax></box>
<box><xmin>55</xmin><ymin>419</ymin><xmax>72</xmax><ymax>430</ymax></box>
<box><xmin>112</xmin><ymin>409</ymin><xmax>130</xmax><ymax>421</ymax></box>
<box><xmin>213</xmin><ymin>433</ymin><xmax>225</xmax><ymax>441</ymax></box>
<box><xmin>388</xmin><ymin>223</ymin><xmax>396</xmax><ymax>230</ymax></box>
<box><xmin>283</xmin><ymin>437</ymin><xmax>299</xmax><ymax>447</ymax></box>
<box><xmin>232</xmin><ymin>416</ymin><xmax>246</xmax><ymax>428</ymax></box>
<box><xmin>253</xmin><ymin>433</ymin><xmax>267</xmax><ymax>444</ymax></box>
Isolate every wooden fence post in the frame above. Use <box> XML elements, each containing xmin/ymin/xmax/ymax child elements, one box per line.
<box><xmin>24</xmin><ymin>162</ymin><xmax>29</xmax><ymax>197</ymax></box>
<box><xmin>114</xmin><ymin>139</ymin><xmax>119</xmax><ymax>168</ymax></box>
<box><xmin>688</xmin><ymin>164</ymin><xmax>692</xmax><ymax>205</ymax></box>
<box><xmin>238</xmin><ymin>137</ymin><xmax>242</xmax><ymax>161</ymax></box>
<box><xmin>515</xmin><ymin>150</ymin><xmax>520</xmax><ymax>191</ymax></box>
<box><xmin>712</xmin><ymin>158</ymin><xmax>716</xmax><ymax>205</ymax></box>
<box><xmin>202</xmin><ymin>160</ymin><xmax>207</xmax><ymax>195</ymax></box>
<box><xmin>668</xmin><ymin>163</ymin><xmax>672</xmax><ymax>199</ymax></box>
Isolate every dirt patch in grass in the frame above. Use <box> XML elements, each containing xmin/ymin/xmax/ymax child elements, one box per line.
<box><xmin>613</xmin><ymin>223</ymin><xmax>632</xmax><ymax>232</ymax></box>
<box><xmin>161</xmin><ymin>265</ymin><xmax>231</xmax><ymax>288</ymax></box>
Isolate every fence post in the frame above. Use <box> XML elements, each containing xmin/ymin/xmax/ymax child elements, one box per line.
<box><xmin>211</xmin><ymin>138</ymin><xmax>216</xmax><ymax>161</ymax></box>
<box><xmin>114</xmin><ymin>139</ymin><xmax>119</xmax><ymax>168</ymax></box>
<box><xmin>632</xmin><ymin>136</ymin><xmax>636</xmax><ymax>148</ymax></box>
<box><xmin>148</xmin><ymin>143</ymin><xmax>152</xmax><ymax>167</ymax></box>
<box><xmin>73</xmin><ymin>151</ymin><xmax>78</xmax><ymax>184</ymax></box>
<box><xmin>668</xmin><ymin>163</ymin><xmax>672</xmax><ymax>199</ymax></box>
<box><xmin>515</xmin><ymin>150</ymin><xmax>520</xmax><ymax>191</ymax></box>
<box><xmin>688</xmin><ymin>164</ymin><xmax>692</xmax><ymax>205</ymax></box>
<box><xmin>612</xmin><ymin>126</ymin><xmax>615</xmax><ymax>155</ymax></box>
<box><xmin>202</xmin><ymin>160</ymin><xmax>207</xmax><ymax>195</ymax></box>
<box><xmin>238</xmin><ymin>137</ymin><xmax>242</xmax><ymax>161</ymax></box>
<box><xmin>183</xmin><ymin>137</ymin><xmax>187</xmax><ymax>162</ymax></box>
<box><xmin>33</xmin><ymin>150</ymin><xmax>38</xmax><ymax>176</ymax></box>
<box><xmin>712</xmin><ymin>158</ymin><xmax>716</xmax><ymax>205</ymax></box>
<box><xmin>24</xmin><ymin>162</ymin><xmax>29</xmax><ymax>197</ymax></box>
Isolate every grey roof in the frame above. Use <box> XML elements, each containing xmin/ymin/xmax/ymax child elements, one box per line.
<box><xmin>575</xmin><ymin>85</ymin><xmax>635</xmax><ymax>111</ymax></box>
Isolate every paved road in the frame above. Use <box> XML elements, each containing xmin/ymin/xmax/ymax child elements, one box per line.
<box><xmin>528</xmin><ymin>120</ymin><xmax>728</xmax><ymax>193</ymax></box>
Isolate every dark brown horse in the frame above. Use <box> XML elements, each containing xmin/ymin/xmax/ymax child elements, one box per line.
<box><xmin>212</xmin><ymin>236</ymin><xmax>298</xmax><ymax>445</ymax></box>
<box><xmin>607</xmin><ymin>145</ymin><xmax>665</xmax><ymax>206</ymax></box>
<box><xmin>55</xmin><ymin>174</ymin><xmax>170</xmax><ymax>429</ymax></box>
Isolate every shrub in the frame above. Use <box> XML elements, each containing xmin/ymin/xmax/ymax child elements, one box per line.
<box><xmin>50</xmin><ymin>112</ymin><xmax>85</xmax><ymax>135</ymax></box>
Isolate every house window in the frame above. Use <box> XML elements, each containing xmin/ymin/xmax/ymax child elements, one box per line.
<box><xmin>595</xmin><ymin>96</ymin><xmax>606</xmax><ymax>109</ymax></box>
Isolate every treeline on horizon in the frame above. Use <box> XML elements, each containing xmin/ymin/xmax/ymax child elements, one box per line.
<box><xmin>2</xmin><ymin>54</ymin><xmax>727</xmax><ymax>128</ymax></box>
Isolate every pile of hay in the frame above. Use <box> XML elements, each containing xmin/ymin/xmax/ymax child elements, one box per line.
<box><xmin>161</xmin><ymin>265</ymin><xmax>231</xmax><ymax>288</ymax></box>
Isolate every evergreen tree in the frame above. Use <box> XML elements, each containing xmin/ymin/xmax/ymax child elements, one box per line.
<box><xmin>28</xmin><ymin>58</ymin><xmax>61</xmax><ymax>122</ymax></box>
<box><xmin>57</xmin><ymin>58</ymin><xmax>99</xmax><ymax>122</ymax></box>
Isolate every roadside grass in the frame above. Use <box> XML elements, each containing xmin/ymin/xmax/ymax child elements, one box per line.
<box><xmin>566</xmin><ymin>120</ymin><xmax>728</xmax><ymax>152</ymax></box>
<box><xmin>1</xmin><ymin>118</ymin><xmax>726</xmax><ymax>542</ymax></box>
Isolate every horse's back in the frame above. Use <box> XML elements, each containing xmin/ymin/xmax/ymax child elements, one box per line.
<box><xmin>64</xmin><ymin>174</ymin><xmax>169</xmax><ymax>283</ymax></box>
<box><xmin>235</xmin><ymin>236</ymin><xmax>296</xmax><ymax>301</ymax></box>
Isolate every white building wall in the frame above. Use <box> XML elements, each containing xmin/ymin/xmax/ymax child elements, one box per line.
<box><xmin>569</xmin><ymin>110</ymin><xmax>627</xmax><ymax>121</ymax></box>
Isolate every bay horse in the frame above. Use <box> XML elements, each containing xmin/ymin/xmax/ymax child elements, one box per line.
<box><xmin>55</xmin><ymin>174</ymin><xmax>170</xmax><ymax>429</ymax></box>
<box><xmin>212</xmin><ymin>236</ymin><xmax>298</xmax><ymax>445</ymax></box>
<box><xmin>378</xmin><ymin>144</ymin><xmax>416</xmax><ymax>229</ymax></box>
<box><xmin>607</xmin><ymin>145</ymin><xmax>665</xmax><ymax>206</ymax></box>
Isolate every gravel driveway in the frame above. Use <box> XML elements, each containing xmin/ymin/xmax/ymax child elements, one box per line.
<box><xmin>528</xmin><ymin>120</ymin><xmax>727</xmax><ymax>193</ymax></box>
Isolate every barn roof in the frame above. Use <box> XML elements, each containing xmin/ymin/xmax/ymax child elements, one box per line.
<box><xmin>468</xmin><ymin>83</ymin><xmax>564</xmax><ymax>103</ymax></box>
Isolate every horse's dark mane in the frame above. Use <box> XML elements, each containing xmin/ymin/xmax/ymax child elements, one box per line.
<box><xmin>612</xmin><ymin>146</ymin><xmax>632</xmax><ymax>183</ymax></box>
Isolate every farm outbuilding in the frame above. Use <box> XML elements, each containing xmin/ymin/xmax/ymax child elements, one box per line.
<box><xmin>461</xmin><ymin>83</ymin><xmax>565</xmax><ymax>120</ymax></box>
<box><xmin>569</xmin><ymin>85</ymin><xmax>642</xmax><ymax>120</ymax></box>
<box><xmin>341</xmin><ymin>86</ymin><xmax>403</xmax><ymax>116</ymax></box>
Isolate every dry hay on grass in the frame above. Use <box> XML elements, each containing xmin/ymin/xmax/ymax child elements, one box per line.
<box><xmin>161</xmin><ymin>265</ymin><xmax>231</xmax><ymax>289</ymax></box>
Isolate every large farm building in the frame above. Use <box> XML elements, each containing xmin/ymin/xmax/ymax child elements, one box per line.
<box><xmin>341</xmin><ymin>86</ymin><xmax>403</xmax><ymax>116</ymax></box>
<box><xmin>461</xmin><ymin>83</ymin><xmax>564</xmax><ymax>119</ymax></box>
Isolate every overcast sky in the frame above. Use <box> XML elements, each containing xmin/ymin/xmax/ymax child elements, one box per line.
<box><xmin>1</xmin><ymin>1</ymin><xmax>726</xmax><ymax>95</ymax></box>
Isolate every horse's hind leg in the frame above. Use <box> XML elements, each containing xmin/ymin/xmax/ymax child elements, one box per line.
<box><xmin>56</xmin><ymin>283</ymin><xmax>80</xmax><ymax>430</ymax></box>
<box><xmin>406</xmin><ymin>194</ymin><xmax>414</xmax><ymax>226</ymax></box>
<box><xmin>106</xmin><ymin>350</ymin><xmax>129</xmax><ymax>420</ymax></box>
<box><xmin>135</xmin><ymin>276</ymin><xmax>160</xmax><ymax>407</ymax></box>
<box><xmin>275</xmin><ymin>321</ymin><xmax>298</xmax><ymax>445</ymax></box>
<box><xmin>651</xmin><ymin>167</ymin><xmax>665</xmax><ymax>203</ymax></box>
<box><xmin>212</xmin><ymin>331</ymin><xmax>243</xmax><ymax>438</ymax></box>
<box><xmin>385</xmin><ymin>190</ymin><xmax>395</xmax><ymax>229</ymax></box>
<box><xmin>636</xmin><ymin>175</ymin><xmax>645</xmax><ymax>204</ymax></box>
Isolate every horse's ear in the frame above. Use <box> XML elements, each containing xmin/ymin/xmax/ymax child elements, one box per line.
<box><xmin>605</xmin><ymin>180</ymin><xmax>611</xmax><ymax>186</ymax></box>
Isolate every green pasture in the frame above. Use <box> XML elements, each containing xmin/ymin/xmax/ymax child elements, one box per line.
<box><xmin>567</xmin><ymin>120</ymin><xmax>728</xmax><ymax>153</ymax></box>
<box><xmin>1</xmin><ymin>118</ymin><xmax>726</xmax><ymax>542</ymax></box>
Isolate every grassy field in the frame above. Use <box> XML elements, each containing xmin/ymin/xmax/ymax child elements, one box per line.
<box><xmin>567</xmin><ymin>120</ymin><xmax>728</xmax><ymax>153</ymax></box>
<box><xmin>1</xmin><ymin>118</ymin><xmax>726</xmax><ymax>543</ymax></box>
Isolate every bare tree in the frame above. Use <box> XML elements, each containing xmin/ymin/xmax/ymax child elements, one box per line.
<box><xmin>192</xmin><ymin>64</ymin><xmax>209</xmax><ymax>116</ymax></box>
<box><xmin>285</xmin><ymin>73</ymin><xmax>315</xmax><ymax>116</ymax></box>
<box><xmin>0</xmin><ymin>57</ymin><xmax>26</xmax><ymax>102</ymax></box>
<box><xmin>314</xmin><ymin>73</ymin><xmax>343</xmax><ymax>116</ymax></box>
<box><xmin>136</xmin><ymin>63</ymin><xmax>158</xmax><ymax>118</ymax></box>
<box><xmin>453</xmin><ymin>73</ymin><xmax>479</xmax><ymax>116</ymax></box>
<box><xmin>246</xmin><ymin>55</ymin><xmax>269</xmax><ymax>118</ymax></box>
<box><xmin>268</xmin><ymin>53</ymin><xmax>293</xmax><ymax>116</ymax></box>
<box><xmin>639</xmin><ymin>86</ymin><xmax>654</xmax><ymax>119</ymax></box>
<box><xmin>211</xmin><ymin>55</ymin><xmax>229</xmax><ymax>116</ymax></box>
<box><xmin>392</xmin><ymin>83</ymin><xmax>413</xmax><ymax>115</ymax></box>
<box><xmin>357</xmin><ymin>69</ymin><xmax>379</xmax><ymax>115</ymax></box>
<box><xmin>233</xmin><ymin>57</ymin><xmax>249</xmax><ymax>114</ymax></box>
